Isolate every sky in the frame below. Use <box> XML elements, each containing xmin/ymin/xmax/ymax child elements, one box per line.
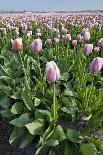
<box><xmin>0</xmin><ymin>0</ymin><xmax>103</xmax><ymax>11</ymax></box>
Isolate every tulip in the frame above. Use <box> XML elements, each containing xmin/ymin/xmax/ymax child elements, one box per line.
<box><xmin>12</xmin><ymin>38</ymin><xmax>23</xmax><ymax>51</ymax></box>
<box><xmin>32</xmin><ymin>38</ymin><xmax>42</xmax><ymax>53</ymax></box>
<box><xmin>46</xmin><ymin>61</ymin><xmax>60</xmax><ymax>121</ymax></box>
<box><xmin>90</xmin><ymin>57</ymin><xmax>103</xmax><ymax>73</ymax></box>
<box><xmin>83</xmin><ymin>31</ymin><xmax>90</xmax><ymax>41</ymax></box>
<box><xmin>36</xmin><ymin>28</ymin><xmax>41</xmax><ymax>33</ymax></box>
<box><xmin>72</xmin><ymin>40</ymin><xmax>77</xmax><ymax>46</ymax></box>
<box><xmin>82</xmin><ymin>27</ymin><xmax>89</xmax><ymax>34</ymax></box>
<box><xmin>65</xmin><ymin>34</ymin><xmax>71</xmax><ymax>41</ymax></box>
<box><xmin>54</xmin><ymin>38</ymin><xmax>59</xmax><ymax>44</ymax></box>
<box><xmin>46</xmin><ymin>61</ymin><xmax>60</xmax><ymax>83</ymax></box>
<box><xmin>27</xmin><ymin>31</ymin><xmax>32</xmax><ymax>37</ymax></box>
<box><xmin>98</xmin><ymin>38</ymin><xmax>103</xmax><ymax>47</ymax></box>
<box><xmin>45</xmin><ymin>39</ymin><xmax>52</xmax><ymax>46</ymax></box>
<box><xmin>94</xmin><ymin>47</ymin><xmax>100</xmax><ymax>53</ymax></box>
<box><xmin>36</xmin><ymin>33</ymin><xmax>41</xmax><ymax>37</ymax></box>
<box><xmin>83</xmin><ymin>44</ymin><xmax>93</xmax><ymax>55</ymax></box>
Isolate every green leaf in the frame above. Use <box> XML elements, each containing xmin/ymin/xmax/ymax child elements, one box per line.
<box><xmin>35</xmin><ymin>110</ymin><xmax>53</xmax><ymax>122</ymax></box>
<box><xmin>0</xmin><ymin>95</ymin><xmax>10</xmax><ymax>109</ymax></box>
<box><xmin>26</xmin><ymin>119</ymin><xmax>44</xmax><ymax>135</ymax></box>
<box><xmin>61</xmin><ymin>107</ymin><xmax>77</xmax><ymax>117</ymax></box>
<box><xmin>87</xmin><ymin>110</ymin><xmax>103</xmax><ymax>132</ymax></box>
<box><xmin>0</xmin><ymin>65</ymin><xmax>12</xmax><ymax>77</ymax></box>
<box><xmin>64</xmin><ymin>89</ymin><xmax>75</xmax><ymax>97</ymax></box>
<box><xmin>34</xmin><ymin>97</ymin><xmax>40</xmax><ymax>107</ymax></box>
<box><xmin>10</xmin><ymin>113</ymin><xmax>31</xmax><ymax>127</ymax></box>
<box><xmin>9</xmin><ymin>127</ymin><xmax>25</xmax><ymax>144</ymax></box>
<box><xmin>0</xmin><ymin>76</ymin><xmax>15</xmax><ymax>85</ymax></box>
<box><xmin>19</xmin><ymin>132</ymin><xmax>34</xmax><ymax>148</ymax></box>
<box><xmin>22</xmin><ymin>80</ymin><xmax>34</xmax><ymax>111</ymax></box>
<box><xmin>80</xmin><ymin>143</ymin><xmax>97</xmax><ymax>155</ymax></box>
<box><xmin>66</xmin><ymin>129</ymin><xmax>84</xmax><ymax>143</ymax></box>
<box><xmin>0</xmin><ymin>109</ymin><xmax>14</xmax><ymax>117</ymax></box>
<box><xmin>60</xmin><ymin>72</ymin><xmax>69</xmax><ymax>81</ymax></box>
<box><xmin>11</xmin><ymin>89</ymin><xmax>21</xmax><ymax>99</ymax></box>
<box><xmin>42</xmin><ymin>123</ymin><xmax>54</xmax><ymax>145</ymax></box>
<box><xmin>46</xmin><ymin>139</ymin><xmax>59</xmax><ymax>147</ymax></box>
<box><xmin>50</xmin><ymin>125</ymin><xmax>66</xmax><ymax>142</ymax></box>
<box><xmin>11</xmin><ymin>102</ymin><xmax>24</xmax><ymax>114</ymax></box>
<box><xmin>61</xmin><ymin>140</ymin><xmax>73</xmax><ymax>155</ymax></box>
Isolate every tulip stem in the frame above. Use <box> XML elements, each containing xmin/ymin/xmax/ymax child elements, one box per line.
<box><xmin>37</xmin><ymin>54</ymin><xmax>42</xmax><ymax>80</ymax></box>
<box><xmin>19</xmin><ymin>51</ymin><xmax>28</xmax><ymax>81</ymax></box>
<box><xmin>53</xmin><ymin>83</ymin><xmax>56</xmax><ymax>121</ymax></box>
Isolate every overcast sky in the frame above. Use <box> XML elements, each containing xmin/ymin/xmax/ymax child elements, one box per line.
<box><xmin>0</xmin><ymin>0</ymin><xmax>103</xmax><ymax>11</ymax></box>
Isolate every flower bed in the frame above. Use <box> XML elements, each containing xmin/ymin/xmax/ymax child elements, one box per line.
<box><xmin>0</xmin><ymin>12</ymin><xmax>103</xmax><ymax>155</ymax></box>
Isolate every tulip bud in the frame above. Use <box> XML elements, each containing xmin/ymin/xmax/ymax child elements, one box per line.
<box><xmin>83</xmin><ymin>44</ymin><xmax>93</xmax><ymax>55</ymax></box>
<box><xmin>65</xmin><ymin>34</ymin><xmax>71</xmax><ymax>41</ymax></box>
<box><xmin>36</xmin><ymin>32</ymin><xmax>41</xmax><ymax>37</ymax></box>
<box><xmin>72</xmin><ymin>40</ymin><xmax>77</xmax><ymax>46</ymax></box>
<box><xmin>83</xmin><ymin>31</ymin><xmax>90</xmax><ymax>41</ymax></box>
<box><xmin>46</xmin><ymin>61</ymin><xmax>60</xmax><ymax>83</ymax></box>
<box><xmin>45</xmin><ymin>39</ymin><xmax>52</xmax><ymax>46</ymax></box>
<box><xmin>90</xmin><ymin>57</ymin><xmax>103</xmax><ymax>73</ymax></box>
<box><xmin>94</xmin><ymin>47</ymin><xmax>100</xmax><ymax>53</ymax></box>
<box><xmin>98</xmin><ymin>38</ymin><xmax>103</xmax><ymax>47</ymax></box>
<box><xmin>12</xmin><ymin>38</ymin><xmax>23</xmax><ymax>51</ymax></box>
<box><xmin>54</xmin><ymin>38</ymin><xmax>59</xmax><ymax>44</ymax></box>
<box><xmin>32</xmin><ymin>38</ymin><xmax>42</xmax><ymax>53</ymax></box>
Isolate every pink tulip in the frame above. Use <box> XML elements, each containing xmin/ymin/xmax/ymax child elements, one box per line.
<box><xmin>72</xmin><ymin>40</ymin><xmax>77</xmax><ymax>46</ymax></box>
<box><xmin>46</xmin><ymin>39</ymin><xmax>52</xmax><ymax>46</ymax></box>
<box><xmin>32</xmin><ymin>38</ymin><xmax>42</xmax><ymax>53</ymax></box>
<box><xmin>90</xmin><ymin>57</ymin><xmax>103</xmax><ymax>73</ymax></box>
<box><xmin>12</xmin><ymin>38</ymin><xmax>23</xmax><ymax>51</ymax></box>
<box><xmin>94</xmin><ymin>47</ymin><xmax>100</xmax><ymax>53</ymax></box>
<box><xmin>65</xmin><ymin>34</ymin><xmax>71</xmax><ymax>41</ymax></box>
<box><xmin>83</xmin><ymin>31</ymin><xmax>90</xmax><ymax>41</ymax></box>
<box><xmin>36</xmin><ymin>28</ymin><xmax>41</xmax><ymax>33</ymax></box>
<box><xmin>54</xmin><ymin>38</ymin><xmax>59</xmax><ymax>44</ymax></box>
<box><xmin>46</xmin><ymin>61</ymin><xmax>60</xmax><ymax>83</ymax></box>
<box><xmin>83</xmin><ymin>44</ymin><xmax>93</xmax><ymax>55</ymax></box>
<box><xmin>98</xmin><ymin>38</ymin><xmax>103</xmax><ymax>47</ymax></box>
<box><xmin>36</xmin><ymin>32</ymin><xmax>41</xmax><ymax>37</ymax></box>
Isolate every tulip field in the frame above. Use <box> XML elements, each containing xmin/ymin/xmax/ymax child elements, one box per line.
<box><xmin>0</xmin><ymin>12</ymin><xmax>103</xmax><ymax>155</ymax></box>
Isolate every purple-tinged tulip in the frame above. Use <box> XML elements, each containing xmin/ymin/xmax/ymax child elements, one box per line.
<box><xmin>56</xmin><ymin>33</ymin><xmax>60</xmax><ymax>39</ymax></box>
<box><xmin>83</xmin><ymin>44</ymin><xmax>93</xmax><ymax>55</ymax></box>
<box><xmin>83</xmin><ymin>31</ymin><xmax>90</xmax><ymax>41</ymax></box>
<box><xmin>27</xmin><ymin>31</ymin><xmax>32</xmax><ymax>38</ymax></box>
<box><xmin>65</xmin><ymin>34</ymin><xmax>71</xmax><ymax>41</ymax></box>
<box><xmin>36</xmin><ymin>32</ymin><xmax>41</xmax><ymax>37</ymax></box>
<box><xmin>32</xmin><ymin>38</ymin><xmax>42</xmax><ymax>53</ymax></box>
<box><xmin>54</xmin><ymin>38</ymin><xmax>59</xmax><ymax>44</ymax></box>
<box><xmin>72</xmin><ymin>40</ymin><xmax>77</xmax><ymax>46</ymax></box>
<box><xmin>90</xmin><ymin>57</ymin><xmax>103</xmax><ymax>73</ymax></box>
<box><xmin>61</xmin><ymin>27</ymin><xmax>68</xmax><ymax>33</ymax></box>
<box><xmin>98</xmin><ymin>38</ymin><xmax>103</xmax><ymax>47</ymax></box>
<box><xmin>36</xmin><ymin>28</ymin><xmax>41</xmax><ymax>33</ymax></box>
<box><xmin>82</xmin><ymin>28</ymin><xmax>89</xmax><ymax>35</ymax></box>
<box><xmin>94</xmin><ymin>47</ymin><xmax>100</xmax><ymax>53</ymax></box>
<box><xmin>46</xmin><ymin>61</ymin><xmax>60</xmax><ymax>83</ymax></box>
<box><xmin>46</xmin><ymin>39</ymin><xmax>52</xmax><ymax>46</ymax></box>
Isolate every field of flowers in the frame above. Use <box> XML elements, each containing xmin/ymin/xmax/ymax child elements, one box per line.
<box><xmin>0</xmin><ymin>12</ymin><xmax>103</xmax><ymax>155</ymax></box>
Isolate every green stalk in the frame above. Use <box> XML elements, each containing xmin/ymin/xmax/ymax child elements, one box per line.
<box><xmin>53</xmin><ymin>83</ymin><xmax>56</xmax><ymax>121</ymax></box>
<box><xmin>19</xmin><ymin>51</ymin><xmax>28</xmax><ymax>81</ymax></box>
<box><xmin>37</xmin><ymin>54</ymin><xmax>42</xmax><ymax>80</ymax></box>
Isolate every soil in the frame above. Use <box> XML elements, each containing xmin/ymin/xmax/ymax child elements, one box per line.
<box><xmin>0</xmin><ymin>116</ymin><xmax>35</xmax><ymax>155</ymax></box>
<box><xmin>1</xmin><ymin>116</ymin><xmax>103</xmax><ymax>155</ymax></box>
